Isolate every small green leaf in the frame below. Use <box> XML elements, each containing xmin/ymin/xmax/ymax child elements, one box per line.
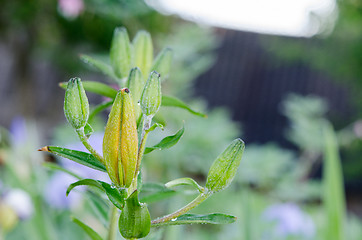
<box><xmin>71</xmin><ymin>217</ymin><xmax>103</xmax><ymax>240</ymax></box>
<box><xmin>84</xmin><ymin>123</ymin><xmax>94</xmax><ymax>138</ymax></box>
<box><xmin>67</xmin><ymin>179</ymin><xmax>125</xmax><ymax>210</ymax></box>
<box><xmin>146</xmin><ymin>123</ymin><xmax>164</xmax><ymax>133</ymax></box>
<box><xmin>165</xmin><ymin>178</ymin><xmax>204</xmax><ymax>193</ymax></box>
<box><xmin>139</xmin><ymin>183</ymin><xmax>178</xmax><ymax>203</ymax></box>
<box><xmin>80</xmin><ymin>54</ymin><xmax>119</xmax><ymax>81</ymax></box>
<box><xmin>162</xmin><ymin>95</ymin><xmax>207</xmax><ymax>118</ymax></box>
<box><xmin>60</xmin><ymin>81</ymin><xmax>118</xmax><ymax>99</ymax></box>
<box><xmin>144</xmin><ymin>125</ymin><xmax>184</xmax><ymax>154</ymax></box>
<box><xmin>151</xmin><ymin>213</ymin><xmax>237</xmax><ymax>227</ymax></box>
<box><xmin>39</xmin><ymin>146</ymin><xmax>106</xmax><ymax>172</ymax></box>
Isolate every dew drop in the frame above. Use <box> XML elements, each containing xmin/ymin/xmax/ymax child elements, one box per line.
<box><xmin>171</xmin><ymin>218</ymin><xmax>177</xmax><ymax>222</ymax></box>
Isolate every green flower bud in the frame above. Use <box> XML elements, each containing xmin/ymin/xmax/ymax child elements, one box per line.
<box><xmin>206</xmin><ymin>139</ymin><xmax>245</xmax><ymax>193</ymax></box>
<box><xmin>103</xmin><ymin>88</ymin><xmax>138</xmax><ymax>187</ymax></box>
<box><xmin>151</xmin><ymin>47</ymin><xmax>173</xmax><ymax>79</ymax></box>
<box><xmin>119</xmin><ymin>191</ymin><xmax>151</xmax><ymax>239</ymax></box>
<box><xmin>110</xmin><ymin>27</ymin><xmax>132</xmax><ymax>79</ymax></box>
<box><xmin>126</xmin><ymin>67</ymin><xmax>144</xmax><ymax>121</ymax></box>
<box><xmin>64</xmin><ymin>78</ymin><xmax>89</xmax><ymax>130</ymax></box>
<box><xmin>133</xmin><ymin>30</ymin><xmax>153</xmax><ymax>76</ymax></box>
<box><xmin>140</xmin><ymin>71</ymin><xmax>161</xmax><ymax>117</ymax></box>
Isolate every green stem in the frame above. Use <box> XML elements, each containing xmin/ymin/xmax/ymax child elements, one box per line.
<box><xmin>151</xmin><ymin>191</ymin><xmax>212</xmax><ymax>225</ymax></box>
<box><xmin>135</xmin><ymin>115</ymin><xmax>152</xmax><ymax>178</ymax></box>
<box><xmin>107</xmin><ymin>206</ymin><xmax>119</xmax><ymax>240</ymax></box>
<box><xmin>76</xmin><ymin>128</ymin><xmax>104</xmax><ymax>163</ymax></box>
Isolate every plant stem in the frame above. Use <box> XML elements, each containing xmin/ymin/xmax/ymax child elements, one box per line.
<box><xmin>107</xmin><ymin>206</ymin><xmax>119</xmax><ymax>240</ymax></box>
<box><xmin>76</xmin><ymin>128</ymin><xmax>104</xmax><ymax>163</ymax></box>
<box><xmin>151</xmin><ymin>191</ymin><xmax>212</xmax><ymax>225</ymax></box>
<box><xmin>136</xmin><ymin>115</ymin><xmax>152</xmax><ymax>177</ymax></box>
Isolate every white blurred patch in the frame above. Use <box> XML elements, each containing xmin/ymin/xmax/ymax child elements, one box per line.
<box><xmin>3</xmin><ymin>189</ymin><xmax>34</xmax><ymax>220</ymax></box>
<box><xmin>146</xmin><ymin>0</ymin><xmax>337</xmax><ymax>37</ymax></box>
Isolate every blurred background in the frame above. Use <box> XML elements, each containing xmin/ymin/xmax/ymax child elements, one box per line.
<box><xmin>1</xmin><ymin>0</ymin><xmax>362</xmax><ymax>239</ymax></box>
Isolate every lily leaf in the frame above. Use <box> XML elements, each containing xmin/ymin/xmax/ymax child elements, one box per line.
<box><xmin>80</xmin><ymin>54</ymin><xmax>119</xmax><ymax>82</ymax></box>
<box><xmin>67</xmin><ymin>179</ymin><xmax>125</xmax><ymax>210</ymax></box>
<box><xmin>139</xmin><ymin>183</ymin><xmax>178</xmax><ymax>203</ymax></box>
<box><xmin>42</xmin><ymin>162</ymin><xmax>81</xmax><ymax>180</ymax></box>
<box><xmin>165</xmin><ymin>178</ymin><xmax>204</xmax><ymax>193</ymax></box>
<box><xmin>144</xmin><ymin>125</ymin><xmax>185</xmax><ymax>154</ymax></box>
<box><xmin>84</xmin><ymin>123</ymin><xmax>94</xmax><ymax>138</ymax></box>
<box><xmin>71</xmin><ymin>217</ymin><xmax>103</xmax><ymax>240</ymax></box>
<box><xmin>39</xmin><ymin>146</ymin><xmax>106</xmax><ymax>172</ymax></box>
<box><xmin>89</xmin><ymin>100</ymin><xmax>114</xmax><ymax>123</ymax></box>
<box><xmin>151</xmin><ymin>213</ymin><xmax>237</xmax><ymax>227</ymax></box>
<box><xmin>60</xmin><ymin>81</ymin><xmax>118</xmax><ymax>99</ymax></box>
<box><xmin>162</xmin><ymin>95</ymin><xmax>207</xmax><ymax>118</ymax></box>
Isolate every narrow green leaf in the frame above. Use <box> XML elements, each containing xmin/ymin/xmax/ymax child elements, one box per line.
<box><xmin>71</xmin><ymin>217</ymin><xmax>103</xmax><ymax>240</ymax></box>
<box><xmin>60</xmin><ymin>81</ymin><xmax>118</xmax><ymax>99</ymax></box>
<box><xmin>165</xmin><ymin>178</ymin><xmax>204</xmax><ymax>193</ymax></box>
<box><xmin>151</xmin><ymin>213</ymin><xmax>237</xmax><ymax>227</ymax></box>
<box><xmin>323</xmin><ymin>122</ymin><xmax>345</xmax><ymax>240</ymax></box>
<box><xmin>144</xmin><ymin>125</ymin><xmax>185</xmax><ymax>154</ymax></box>
<box><xmin>39</xmin><ymin>146</ymin><xmax>106</xmax><ymax>172</ymax></box>
<box><xmin>80</xmin><ymin>54</ymin><xmax>119</xmax><ymax>81</ymax></box>
<box><xmin>85</xmin><ymin>191</ymin><xmax>110</xmax><ymax>227</ymax></box>
<box><xmin>89</xmin><ymin>100</ymin><xmax>114</xmax><ymax>123</ymax></box>
<box><xmin>42</xmin><ymin>162</ymin><xmax>81</xmax><ymax>180</ymax></box>
<box><xmin>162</xmin><ymin>95</ymin><xmax>207</xmax><ymax>118</ymax></box>
<box><xmin>67</xmin><ymin>179</ymin><xmax>125</xmax><ymax>209</ymax></box>
<box><xmin>139</xmin><ymin>183</ymin><xmax>178</xmax><ymax>203</ymax></box>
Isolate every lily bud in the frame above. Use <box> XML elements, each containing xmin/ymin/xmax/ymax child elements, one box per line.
<box><xmin>140</xmin><ymin>71</ymin><xmax>161</xmax><ymax>117</ymax></box>
<box><xmin>103</xmin><ymin>88</ymin><xmax>138</xmax><ymax>187</ymax></box>
<box><xmin>133</xmin><ymin>30</ymin><xmax>153</xmax><ymax>76</ymax></box>
<box><xmin>110</xmin><ymin>27</ymin><xmax>132</xmax><ymax>79</ymax></box>
<box><xmin>119</xmin><ymin>191</ymin><xmax>151</xmax><ymax>239</ymax></box>
<box><xmin>64</xmin><ymin>78</ymin><xmax>89</xmax><ymax>130</ymax></box>
<box><xmin>126</xmin><ymin>67</ymin><xmax>144</xmax><ymax>121</ymax></box>
<box><xmin>206</xmin><ymin>139</ymin><xmax>245</xmax><ymax>193</ymax></box>
<box><xmin>151</xmin><ymin>47</ymin><xmax>173</xmax><ymax>79</ymax></box>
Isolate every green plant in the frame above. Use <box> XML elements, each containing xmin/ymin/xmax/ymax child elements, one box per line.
<box><xmin>39</xmin><ymin>27</ymin><xmax>245</xmax><ymax>240</ymax></box>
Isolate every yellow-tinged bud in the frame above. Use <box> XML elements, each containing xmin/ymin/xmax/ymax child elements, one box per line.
<box><xmin>103</xmin><ymin>88</ymin><xmax>138</xmax><ymax>188</ymax></box>
<box><xmin>140</xmin><ymin>71</ymin><xmax>161</xmax><ymax>117</ymax></box>
<box><xmin>64</xmin><ymin>78</ymin><xmax>89</xmax><ymax>130</ymax></box>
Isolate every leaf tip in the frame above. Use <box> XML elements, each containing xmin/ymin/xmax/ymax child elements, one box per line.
<box><xmin>38</xmin><ymin>146</ymin><xmax>50</xmax><ymax>152</ymax></box>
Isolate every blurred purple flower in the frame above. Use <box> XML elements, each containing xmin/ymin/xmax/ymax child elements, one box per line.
<box><xmin>44</xmin><ymin>132</ymin><xmax>110</xmax><ymax>209</ymax></box>
<box><xmin>262</xmin><ymin>203</ymin><xmax>315</xmax><ymax>239</ymax></box>
<box><xmin>58</xmin><ymin>0</ymin><xmax>84</xmax><ymax>18</ymax></box>
<box><xmin>3</xmin><ymin>189</ymin><xmax>34</xmax><ymax>220</ymax></box>
<box><xmin>9</xmin><ymin>116</ymin><xmax>27</xmax><ymax>146</ymax></box>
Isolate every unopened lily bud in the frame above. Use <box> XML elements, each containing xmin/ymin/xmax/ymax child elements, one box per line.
<box><xmin>206</xmin><ymin>139</ymin><xmax>245</xmax><ymax>193</ymax></box>
<box><xmin>126</xmin><ymin>67</ymin><xmax>144</xmax><ymax>121</ymax></box>
<box><xmin>110</xmin><ymin>27</ymin><xmax>132</xmax><ymax>79</ymax></box>
<box><xmin>119</xmin><ymin>191</ymin><xmax>151</xmax><ymax>239</ymax></box>
<box><xmin>103</xmin><ymin>88</ymin><xmax>138</xmax><ymax>187</ymax></box>
<box><xmin>64</xmin><ymin>78</ymin><xmax>89</xmax><ymax>130</ymax></box>
<box><xmin>133</xmin><ymin>30</ymin><xmax>153</xmax><ymax>76</ymax></box>
<box><xmin>151</xmin><ymin>47</ymin><xmax>173</xmax><ymax>79</ymax></box>
<box><xmin>140</xmin><ymin>71</ymin><xmax>161</xmax><ymax>117</ymax></box>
